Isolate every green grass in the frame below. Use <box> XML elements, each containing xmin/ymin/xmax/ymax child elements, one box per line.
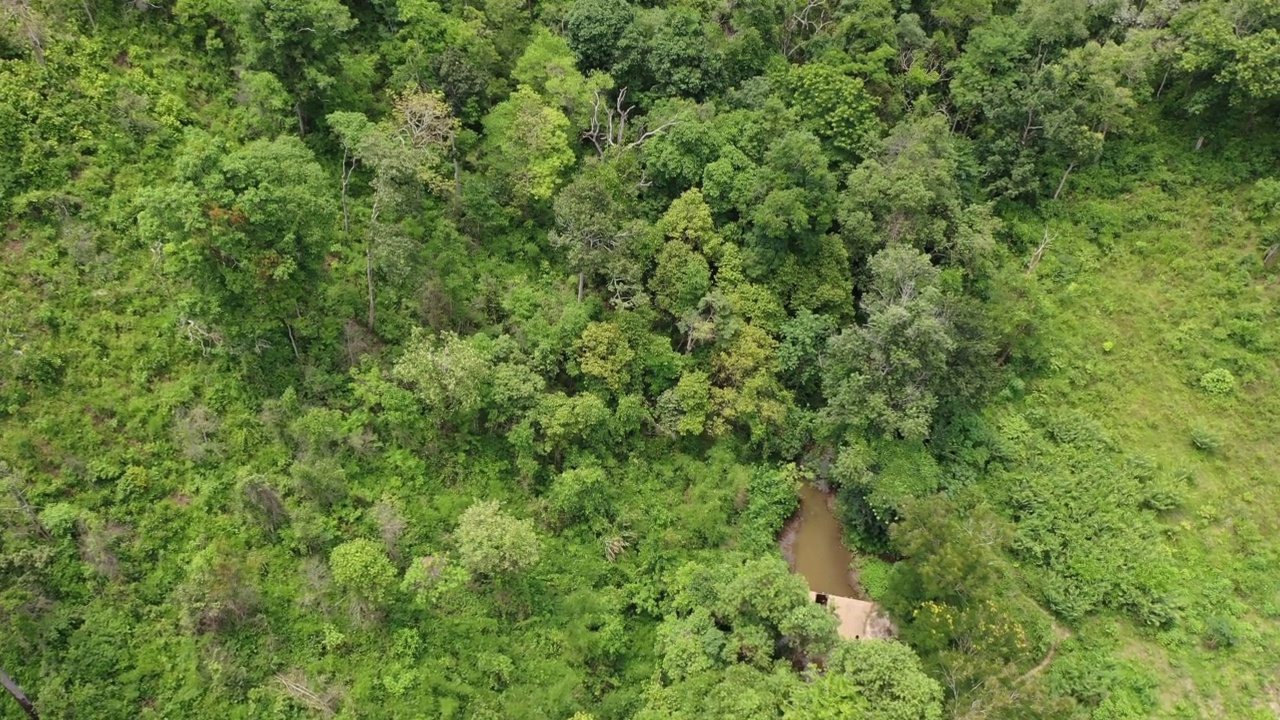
<box><xmin>991</xmin><ymin>178</ymin><xmax>1280</xmax><ymax>718</ymax></box>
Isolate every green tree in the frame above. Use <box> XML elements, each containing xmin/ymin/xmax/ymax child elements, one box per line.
<box><xmin>741</xmin><ymin>131</ymin><xmax>839</xmax><ymax>275</ymax></box>
<box><xmin>454</xmin><ymin>501</ymin><xmax>541</xmax><ymax>580</ymax></box>
<box><xmin>823</xmin><ymin>245</ymin><xmax>955</xmax><ymax>440</ymax></box>
<box><xmin>840</xmin><ymin>115</ymin><xmax>998</xmax><ymax>269</ymax></box>
<box><xmin>576</xmin><ymin>321</ymin><xmax>635</xmax><ymax>393</ymax></box>
<box><xmin>566</xmin><ymin>0</ymin><xmax>635</xmax><ymax>71</ymax></box>
<box><xmin>660</xmin><ymin>554</ymin><xmax>839</xmax><ymax>676</ymax></box>
<box><xmin>550</xmin><ymin>158</ymin><xmax>645</xmax><ymax>301</ymax></box>
<box><xmin>784</xmin><ymin>641</ymin><xmax>944</xmax><ymax>720</ymax></box>
<box><xmin>177</xmin><ymin>0</ymin><xmax>356</xmax><ymax>131</ymax></box>
<box><xmin>482</xmin><ymin>85</ymin><xmax>576</xmax><ymax>207</ymax></box>
<box><xmin>781</xmin><ymin>61</ymin><xmax>881</xmax><ymax>161</ymax></box>
<box><xmin>138</xmin><ymin>130</ymin><xmax>336</xmax><ymax>355</ymax></box>
<box><xmin>651</xmin><ymin>239</ymin><xmax>711</xmax><ymax>319</ymax></box>
<box><xmin>392</xmin><ymin>331</ymin><xmax>493</xmax><ymax>424</ymax></box>
<box><xmin>329</xmin><ymin>538</ymin><xmax>398</xmax><ymax>604</ymax></box>
<box><xmin>513</xmin><ymin>26</ymin><xmax>613</xmax><ymax>128</ymax></box>
<box><xmin>613</xmin><ymin>7</ymin><xmax>724</xmax><ymax>101</ymax></box>
<box><xmin>1172</xmin><ymin>0</ymin><xmax>1280</xmax><ymax>113</ymax></box>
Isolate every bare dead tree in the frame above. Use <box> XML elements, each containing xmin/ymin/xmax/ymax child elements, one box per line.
<box><xmin>1027</xmin><ymin>227</ymin><xmax>1051</xmax><ymax>274</ymax></box>
<box><xmin>275</xmin><ymin>670</ymin><xmax>341</xmax><ymax>718</ymax></box>
<box><xmin>781</xmin><ymin>0</ymin><xmax>834</xmax><ymax>59</ymax></box>
<box><xmin>0</xmin><ymin>463</ymin><xmax>50</xmax><ymax>541</ymax></box>
<box><xmin>0</xmin><ymin>668</ymin><xmax>37</xmax><ymax>719</ymax></box>
<box><xmin>582</xmin><ymin>88</ymin><xmax>678</xmax><ymax>159</ymax></box>
<box><xmin>1</xmin><ymin>0</ymin><xmax>46</xmax><ymax>64</ymax></box>
<box><xmin>1052</xmin><ymin>162</ymin><xmax>1076</xmax><ymax>201</ymax></box>
<box><xmin>1264</xmin><ymin>243</ymin><xmax>1280</xmax><ymax>268</ymax></box>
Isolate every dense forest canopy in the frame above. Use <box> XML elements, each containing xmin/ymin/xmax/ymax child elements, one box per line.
<box><xmin>0</xmin><ymin>0</ymin><xmax>1278</xmax><ymax>718</ymax></box>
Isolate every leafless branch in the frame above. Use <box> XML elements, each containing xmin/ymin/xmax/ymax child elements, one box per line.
<box><xmin>582</xmin><ymin>88</ymin><xmax>678</xmax><ymax>158</ymax></box>
<box><xmin>275</xmin><ymin>670</ymin><xmax>341</xmax><ymax>718</ymax></box>
<box><xmin>1027</xmin><ymin>227</ymin><xmax>1051</xmax><ymax>274</ymax></box>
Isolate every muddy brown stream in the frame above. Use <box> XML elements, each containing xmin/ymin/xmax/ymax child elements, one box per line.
<box><xmin>785</xmin><ymin>484</ymin><xmax>859</xmax><ymax>597</ymax></box>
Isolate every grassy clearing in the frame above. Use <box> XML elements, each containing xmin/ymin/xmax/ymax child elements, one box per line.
<box><xmin>992</xmin><ymin>174</ymin><xmax>1280</xmax><ymax>718</ymax></box>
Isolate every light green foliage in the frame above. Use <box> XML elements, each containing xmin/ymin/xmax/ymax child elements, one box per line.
<box><xmin>329</xmin><ymin>539</ymin><xmax>398</xmax><ymax>603</ymax></box>
<box><xmin>454</xmin><ymin>500</ymin><xmax>541</xmax><ymax>580</ymax></box>
<box><xmin>392</xmin><ymin>331</ymin><xmax>493</xmax><ymax>420</ymax></box>
<box><xmin>576</xmin><ymin>321</ymin><xmax>635</xmax><ymax>392</ymax></box>
<box><xmin>513</xmin><ymin>27</ymin><xmax>613</xmax><ymax>126</ymax></box>
<box><xmin>482</xmin><ymin>85</ymin><xmax>576</xmax><ymax>203</ymax></box>
<box><xmin>855</xmin><ymin>557</ymin><xmax>896</xmax><ymax>601</ymax></box>
<box><xmin>737</xmin><ymin>465</ymin><xmax>801</xmax><ymax>552</ymax></box>
<box><xmin>1197</xmin><ymin>368</ymin><xmax>1236</xmax><ymax>396</ymax></box>
<box><xmin>655</xmin><ymin>188</ymin><xmax>722</xmax><ymax>253</ymax></box>
<box><xmin>781</xmin><ymin>62</ymin><xmax>881</xmax><ymax>160</ymax></box>
<box><xmin>38</xmin><ymin>502</ymin><xmax>81</xmax><ymax>536</ymax></box>
<box><xmin>1173</xmin><ymin>0</ymin><xmax>1280</xmax><ymax>110</ymax></box>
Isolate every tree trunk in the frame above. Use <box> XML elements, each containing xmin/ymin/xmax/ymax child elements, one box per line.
<box><xmin>366</xmin><ymin>239</ymin><xmax>376</xmax><ymax>332</ymax></box>
<box><xmin>340</xmin><ymin>150</ymin><xmax>353</xmax><ymax>235</ymax></box>
<box><xmin>453</xmin><ymin>157</ymin><xmax>461</xmax><ymax>203</ymax></box>
<box><xmin>1053</xmin><ymin>163</ymin><xmax>1075</xmax><ymax>201</ymax></box>
<box><xmin>0</xmin><ymin>668</ymin><xmax>38</xmax><ymax>719</ymax></box>
<box><xmin>285</xmin><ymin>322</ymin><xmax>300</xmax><ymax>360</ymax></box>
<box><xmin>577</xmin><ymin>272</ymin><xmax>585</xmax><ymax>302</ymax></box>
<box><xmin>366</xmin><ymin>203</ymin><xmax>379</xmax><ymax>332</ymax></box>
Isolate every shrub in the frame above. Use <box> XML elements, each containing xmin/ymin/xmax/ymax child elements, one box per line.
<box><xmin>1189</xmin><ymin>424</ymin><xmax>1223</xmax><ymax>453</ymax></box>
<box><xmin>39</xmin><ymin>502</ymin><xmax>82</xmax><ymax>536</ymax></box>
<box><xmin>329</xmin><ymin>539</ymin><xmax>398</xmax><ymax>603</ymax></box>
<box><xmin>1203</xmin><ymin>616</ymin><xmax>1239</xmax><ymax>649</ymax></box>
<box><xmin>1197</xmin><ymin>368</ymin><xmax>1236</xmax><ymax>396</ymax></box>
<box><xmin>855</xmin><ymin>557</ymin><xmax>895</xmax><ymax>601</ymax></box>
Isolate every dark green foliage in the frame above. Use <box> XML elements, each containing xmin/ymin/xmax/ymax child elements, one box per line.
<box><xmin>2</xmin><ymin>1</ymin><xmax>1279</xmax><ymax>718</ymax></box>
<box><xmin>138</xmin><ymin>130</ymin><xmax>337</xmax><ymax>352</ymax></box>
<box><xmin>566</xmin><ymin>0</ymin><xmax>634</xmax><ymax>72</ymax></box>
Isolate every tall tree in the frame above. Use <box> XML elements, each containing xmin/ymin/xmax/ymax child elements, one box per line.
<box><xmin>138</xmin><ymin>130</ymin><xmax>337</xmax><ymax>357</ymax></box>
<box><xmin>329</xmin><ymin>90</ymin><xmax>459</xmax><ymax>331</ymax></box>
<box><xmin>176</xmin><ymin>0</ymin><xmax>356</xmax><ymax>133</ymax></box>
<box><xmin>823</xmin><ymin>245</ymin><xmax>955</xmax><ymax>440</ymax></box>
<box><xmin>481</xmin><ymin>85</ymin><xmax>576</xmax><ymax>208</ymax></box>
